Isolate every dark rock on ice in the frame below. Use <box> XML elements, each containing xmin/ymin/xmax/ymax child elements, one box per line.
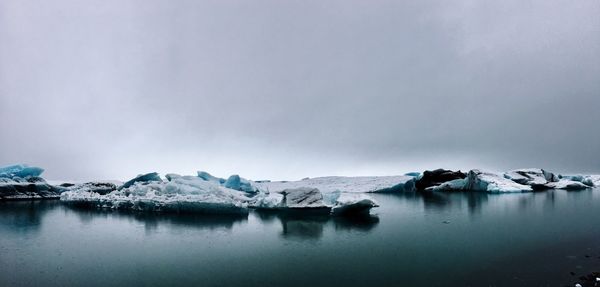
<box><xmin>415</xmin><ymin>169</ymin><xmax>466</xmax><ymax>191</ymax></box>
<box><xmin>0</xmin><ymin>177</ymin><xmax>62</xmax><ymax>200</ymax></box>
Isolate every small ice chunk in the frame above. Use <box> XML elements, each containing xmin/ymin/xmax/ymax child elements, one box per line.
<box><xmin>329</xmin><ymin>192</ymin><xmax>379</xmax><ymax>215</ymax></box>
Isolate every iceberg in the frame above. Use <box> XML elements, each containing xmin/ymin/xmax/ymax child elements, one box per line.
<box><xmin>0</xmin><ymin>176</ymin><xmax>61</xmax><ymax>200</ymax></box>
<box><xmin>465</xmin><ymin>170</ymin><xmax>533</xmax><ymax>193</ymax></box>
<box><xmin>429</xmin><ymin>170</ymin><xmax>532</xmax><ymax>193</ymax></box>
<box><xmin>328</xmin><ymin>192</ymin><xmax>379</xmax><ymax>215</ymax></box>
<box><xmin>62</xmin><ymin>174</ymin><xmax>250</xmax><ymax>215</ymax></box>
<box><xmin>0</xmin><ymin>164</ymin><xmax>44</xmax><ymax>178</ymax></box>
<box><xmin>253</xmin><ymin>175</ymin><xmax>413</xmax><ymax>194</ymax></box>
<box><xmin>119</xmin><ymin>172</ymin><xmax>162</xmax><ymax>190</ymax></box>
<box><xmin>503</xmin><ymin>168</ymin><xmax>558</xmax><ymax>190</ymax></box>
<box><xmin>0</xmin><ymin>164</ymin><xmax>62</xmax><ymax>200</ymax></box>
<box><xmin>250</xmin><ymin>188</ymin><xmax>378</xmax><ymax>215</ymax></box>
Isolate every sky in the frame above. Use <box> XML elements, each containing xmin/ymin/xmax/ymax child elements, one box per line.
<box><xmin>0</xmin><ymin>0</ymin><xmax>599</xmax><ymax>181</ymax></box>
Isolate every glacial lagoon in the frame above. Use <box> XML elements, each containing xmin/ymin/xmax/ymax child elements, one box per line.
<box><xmin>1</xmin><ymin>190</ymin><xmax>600</xmax><ymax>287</ymax></box>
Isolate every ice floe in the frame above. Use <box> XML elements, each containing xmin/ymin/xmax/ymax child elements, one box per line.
<box><xmin>61</xmin><ymin>173</ymin><xmax>379</xmax><ymax>216</ymax></box>
<box><xmin>249</xmin><ymin>187</ymin><xmax>378</xmax><ymax>215</ymax></box>
<box><xmin>62</xmin><ymin>174</ymin><xmax>251</xmax><ymax>215</ymax></box>
<box><xmin>253</xmin><ymin>175</ymin><xmax>414</xmax><ymax>194</ymax></box>
<box><xmin>428</xmin><ymin>170</ymin><xmax>532</xmax><ymax>193</ymax></box>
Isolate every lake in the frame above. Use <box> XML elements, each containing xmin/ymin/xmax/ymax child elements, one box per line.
<box><xmin>1</xmin><ymin>190</ymin><xmax>599</xmax><ymax>286</ymax></box>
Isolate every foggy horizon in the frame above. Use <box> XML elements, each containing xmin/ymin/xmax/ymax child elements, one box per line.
<box><xmin>1</xmin><ymin>0</ymin><xmax>599</xmax><ymax>181</ymax></box>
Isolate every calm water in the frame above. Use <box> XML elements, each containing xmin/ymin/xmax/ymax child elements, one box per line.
<box><xmin>1</xmin><ymin>190</ymin><xmax>600</xmax><ymax>287</ymax></box>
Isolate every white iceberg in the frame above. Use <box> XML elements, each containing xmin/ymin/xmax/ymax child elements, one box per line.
<box><xmin>429</xmin><ymin>170</ymin><xmax>532</xmax><ymax>193</ymax></box>
<box><xmin>328</xmin><ymin>192</ymin><xmax>380</xmax><ymax>215</ymax></box>
<box><xmin>253</xmin><ymin>175</ymin><xmax>413</xmax><ymax>194</ymax></box>
<box><xmin>250</xmin><ymin>187</ymin><xmax>378</xmax><ymax>215</ymax></box>
<box><xmin>62</xmin><ymin>174</ymin><xmax>251</xmax><ymax>215</ymax></box>
<box><xmin>466</xmin><ymin>170</ymin><xmax>533</xmax><ymax>193</ymax></box>
<box><xmin>503</xmin><ymin>168</ymin><xmax>558</xmax><ymax>189</ymax></box>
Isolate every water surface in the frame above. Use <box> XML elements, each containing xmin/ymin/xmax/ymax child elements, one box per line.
<box><xmin>1</xmin><ymin>190</ymin><xmax>600</xmax><ymax>286</ymax></box>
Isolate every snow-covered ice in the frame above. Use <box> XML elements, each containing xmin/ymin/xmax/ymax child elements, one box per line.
<box><xmin>62</xmin><ymin>174</ymin><xmax>251</xmax><ymax>215</ymax></box>
<box><xmin>253</xmin><ymin>175</ymin><xmax>414</xmax><ymax>194</ymax></box>
<box><xmin>466</xmin><ymin>170</ymin><xmax>533</xmax><ymax>193</ymax></box>
<box><xmin>250</xmin><ymin>187</ymin><xmax>378</xmax><ymax>215</ymax></box>
<box><xmin>503</xmin><ymin>168</ymin><xmax>558</xmax><ymax>189</ymax></box>
<box><xmin>328</xmin><ymin>192</ymin><xmax>379</xmax><ymax>215</ymax></box>
<box><xmin>62</xmin><ymin>173</ymin><xmax>379</xmax><ymax>216</ymax></box>
<box><xmin>429</xmin><ymin>170</ymin><xmax>532</xmax><ymax>193</ymax></box>
<box><xmin>62</xmin><ymin>182</ymin><xmax>117</xmax><ymax>195</ymax></box>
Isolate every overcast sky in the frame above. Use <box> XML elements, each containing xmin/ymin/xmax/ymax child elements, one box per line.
<box><xmin>1</xmin><ymin>0</ymin><xmax>599</xmax><ymax>181</ymax></box>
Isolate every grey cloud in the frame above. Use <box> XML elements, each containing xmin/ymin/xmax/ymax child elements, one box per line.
<box><xmin>1</xmin><ymin>0</ymin><xmax>599</xmax><ymax>181</ymax></box>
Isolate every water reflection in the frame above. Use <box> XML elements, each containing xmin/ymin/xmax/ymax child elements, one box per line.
<box><xmin>256</xmin><ymin>211</ymin><xmax>379</xmax><ymax>240</ymax></box>
<box><xmin>388</xmin><ymin>191</ymin><xmax>490</xmax><ymax>215</ymax></box>
<box><xmin>0</xmin><ymin>200</ymin><xmax>60</xmax><ymax>233</ymax></box>
<box><xmin>63</xmin><ymin>205</ymin><xmax>248</xmax><ymax>232</ymax></box>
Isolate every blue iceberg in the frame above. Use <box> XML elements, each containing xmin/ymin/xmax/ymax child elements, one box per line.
<box><xmin>0</xmin><ymin>164</ymin><xmax>44</xmax><ymax>178</ymax></box>
<box><xmin>224</xmin><ymin>175</ymin><xmax>258</xmax><ymax>193</ymax></box>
